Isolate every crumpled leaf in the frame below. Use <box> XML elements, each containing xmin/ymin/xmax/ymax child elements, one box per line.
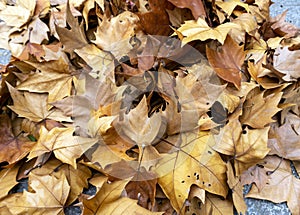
<box><xmin>155</xmin><ymin>131</ymin><xmax>228</xmax><ymax>213</ymax></box>
<box><xmin>215</xmin><ymin>0</ymin><xmax>249</xmax><ymax>16</ymax></box>
<box><xmin>198</xmin><ymin>193</ymin><xmax>233</xmax><ymax>215</ymax></box>
<box><xmin>28</xmin><ymin>126</ymin><xmax>98</xmax><ymax>168</ymax></box>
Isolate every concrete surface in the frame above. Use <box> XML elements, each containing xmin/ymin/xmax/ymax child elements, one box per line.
<box><xmin>1</xmin><ymin>1</ymin><xmax>300</xmax><ymax>214</ymax></box>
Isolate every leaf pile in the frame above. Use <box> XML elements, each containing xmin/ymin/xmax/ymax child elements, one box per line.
<box><xmin>0</xmin><ymin>0</ymin><xmax>300</xmax><ymax>214</ymax></box>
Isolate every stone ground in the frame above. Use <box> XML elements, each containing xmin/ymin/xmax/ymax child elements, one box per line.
<box><xmin>1</xmin><ymin>1</ymin><xmax>300</xmax><ymax>214</ymax></box>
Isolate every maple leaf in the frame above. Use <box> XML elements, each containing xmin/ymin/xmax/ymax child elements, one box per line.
<box><xmin>31</xmin><ymin>158</ymin><xmax>92</xmax><ymax>205</ymax></box>
<box><xmin>0</xmin><ymin>164</ymin><xmax>19</xmax><ymax>199</ymax></box>
<box><xmin>268</xmin><ymin>112</ymin><xmax>300</xmax><ymax>160</ymax></box>
<box><xmin>273</xmin><ymin>46</ymin><xmax>300</xmax><ymax>81</ymax></box>
<box><xmin>93</xmin><ymin>11</ymin><xmax>141</xmax><ymax>59</ymax></box>
<box><xmin>116</xmin><ymin>96</ymin><xmax>166</xmax><ymax>146</ymax></box>
<box><xmin>6</xmin><ymin>173</ymin><xmax>69</xmax><ymax>214</ymax></box>
<box><xmin>198</xmin><ymin>193</ymin><xmax>234</xmax><ymax>215</ymax></box>
<box><xmin>81</xmin><ymin>179</ymin><xmax>163</xmax><ymax>215</ymax></box>
<box><xmin>175</xmin><ymin>17</ymin><xmax>238</xmax><ymax>44</ymax></box>
<box><xmin>226</xmin><ymin>162</ymin><xmax>247</xmax><ymax>214</ymax></box>
<box><xmin>0</xmin><ymin>114</ymin><xmax>35</xmax><ymax>164</ymax></box>
<box><xmin>168</xmin><ymin>0</ymin><xmax>206</xmax><ymax>19</ymax></box>
<box><xmin>241</xmin><ymin>163</ymin><xmax>269</xmax><ymax>192</ymax></box>
<box><xmin>213</xmin><ymin>119</ymin><xmax>270</xmax><ymax>175</ymax></box>
<box><xmin>0</xmin><ymin>5</ymin><xmax>31</xmax><ymax>28</ymax></box>
<box><xmin>55</xmin><ymin>1</ymin><xmax>88</xmax><ymax>54</ymax></box>
<box><xmin>28</xmin><ymin>126</ymin><xmax>98</xmax><ymax>168</ymax></box>
<box><xmin>155</xmin><ymin>131</ymin><xmax>228</xmax><ymax>213</ymax></box>
<box><xmin>246</xmin><ymin>156</ymin><xmax>300</xmax><ymax>215</ymax></box>
<box><xmin>7</xmin><ymin>83</ymin><xmax>71</xmax><ymax>123</ymax></box>
<box><xmin>206</xmin><ymin>35</ymin><xmax>245</xmax><ymax>89</ymax></box>
<box><xmin>16</xmin><ymin>66</ymin><xmax>73</xmax><ymax>104</ymax></box>
<box><xmin>240</xmin><ymin>88</ymin><xmax>282</xmax><ymax>128</ymax></box>
<box><xmin>270</xmin><ymin>10</ymin><xmax>299</xmax><ymax>38</ymax></box>
<box><xmin>215</xmin><ymin>0</ymin><xmax>249</xmax><ymax>16</ymax></box>
<box><xmin>74</xmin><ymin>44</ymin><xmax>115</xmax><ymax>81</ymax></box>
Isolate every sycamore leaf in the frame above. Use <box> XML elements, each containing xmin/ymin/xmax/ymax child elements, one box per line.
<box><xmin>4</xmin><ymin>173</ymin><xmax>70</xmax><ymax>215</ymax></box>
<box><xmin>7</xmin><ymin>83</ymin><xmax>71</xmax><ymax>123</ymax></box>
<box><xmin>0</xmin><ymin>6</ymin><xmax>31</xmax><ymax>28</ymax></box>
<box><xmin>273</xmin><ymin>46</ymin><xmax>300</xmax><ymax>81</ymax></box>
<box><xmin>199</xmin><ymin>193</ymin><xmax>233</xmax><ymax>215</ymax></box>
<box><xmin>155</xmin><ymin>131</ymin><xmax>228</xmax><ymax>213</ymax></box>
<box><xmin>28</xmin><ymin>126</ymin><xmax>98</xmax><ymax>168</ymax></box>
<box><xmin>226</xmin><ymin>162</ymin><xmax>247</xmax><ymax>214</ymax></box>
<box><xmin>175</xmin><ymin>17</ymin><xmax>238</xmax><ymax>44</ymax></box>
<box><xmin>215</xmin><ymin>0</ymin><xmax>249</xmax><ymax>16</ymax></box>
<box><xmin>268</xmin><ymin>113</ymin><xmax>300</xmax><ymax>160</ymax></box>
<box><xmin>241</xmin><ymin>164</ymin><xmax>269</xmax><ymax>192</ymax></box>
<box><xmin>17</xmin><ymin>68</ymin><xmax>73</xmax><ymax>104</ymax></box>
<box><xmin>206</xmin><ymin>35</ymin><xmax>245</xmax><ymax>89</ymax></box>
<box><xmin>0</xmin><ymin>165</ymin><xmax>19</xmax><ymax>199</ymax></box>
<box><xmin>0</xmin><ymin>114</ymin><xmax>35</xmax><ymax>164</ymax></box>
<box><xmin>31</xmin><ymin>158</ymin><xmax>92</xmax><ymax>205</ymax></box>
<box><xmin>240</xmin><ymin>88</ymin><xmax>282</xmax><ymax>128</ymax></box>
<box><xmin>168</xmin><ymin>0</ymin><xmax>206</xmax><ymax>19</ymax></box>
<box><xmin>74</xmin><ymin>44</ymin><xmax>115</xmax><ymax>81</ymax></box>
<box><xmin>270</xmin><ymin>11</ymin><xmax>298</xmax><ymax>38</ymax></box>
<box><xmin>93</xmin><ymin>11</ymin><xmax>141</xmax><ymax>58</ymax></box>
<box><xmin>116</xmin><ymin>96</ymin><xmax>166</xmax><ymax>146</ymax></box>
<box><xmin>82</xmin><ymin>179</ymin><xmax>162</xmax><ymax>215</ymax></box>
<box><xmin>246</xmin><ymin>156</ymin><xmax>300</xmax><ymax>215</ymax></box>
<box><xmin>55</xmin><ymin>1</ymin><xmax>88</xmax><ymax>54</ymax></box>
<box><xmin>213</xmin><ymin>119</ymin><xmax>270</xmax><ymax>175</ymax></box>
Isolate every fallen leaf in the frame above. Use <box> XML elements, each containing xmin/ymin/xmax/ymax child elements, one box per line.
<box><xmin>206</xmin><ymin>35</ymin><xmax>245</xmax><ymax>89</ymax></box>
<box><xmin>155</xmin><ymin>131</ymin><xmax>228</xmax><ymax>213</ymax></box>
<box><xmin>246</xmin><ymin>156</ymin><xmax>300</xmax><ymax>215</ymax></box>
<box><xmin>175</xmin><ymin>17</ymin><xmax>238</xmax><ymax>44</ymax></box>
<box><xmin>0</xmin><ymin>114</ymin><xmax>35</xmax><ymax>164</ymax></box>
<box><xmin>7</xmin><ymin>83</ymin><xmax>71</xmax><ymax>123</ymax></box>
<box><xmin>3</xmin><ymin>173</ymin><xmax>70</xmax><ymax>215</ymax></box>
<box><xmin>168</xmin><ymin>0</ymin><xmax>206</xmax><ymax>19</ymax></box>
<box><xmin>28</xmin><ymin>126</ymin><xmax>98</xmax><ymax>168</ymax></box>
<box><xmin>0</xmin><ymin>164</ymin><xmax>20</xmax><ymax>199</ymax></box>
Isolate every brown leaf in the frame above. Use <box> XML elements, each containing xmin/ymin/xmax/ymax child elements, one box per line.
<box><xmin>28</xmin><ymin>126</ymin><xmax>98</xmax><ymax>168</ymax></box>
<box><xmin>0</xmin><ymin>164</ymin><xmax>20</xmax><ymax>199</ymax></box>
<box><xmin>270</xmin><ymin>11</ymin><xmax>299</xmax><ymax>38</ymax></box>
<box><xmin>168</xmin><ymin>0</ymin><xmax>206</xmax><ymax>19</ymax></box>
<box><xmin>0</xmin><ymin>114</ymin><xmax>35</xmax><ymax>164</ymax></box>
<box><xmin>156</xmin><ymin>131</ymin><xmax>228</xmax><ymax>213</ymax></box>
<box><xmin>55</xmin><ymin>1</ymin><xmax>88</xmax><ymax>54</ymax></box>
<box><xmin>246</xmin><ymin>156</ymin><xmax>300</xmax><ymax>215</ymax></box>
<box><xmin>207</xmin><ymin>35</ymin><xmax>245</xmax><ymax>89</ymax></box>
<box><xmin>198</xmin><ymin>193</ymin><xmax>233</xmax><ymax>215</ymax></box>
<box><xmin>3</xmin><ymin>173</ymin><xmax>70</xmax><ymax>214</ymax></box>
<box><xmin>240</xmin><ymin>88</ymin><xmax>282</xmax><ymax>128</ymax></box>
<box><xmin>226</xmin><ymin>162</ymin><xmax>247</xmax><ymax>214</ymax></box>
<box><xmin>213</xmin><ymin>119</ymin><xmax>270</xmax><ymax>175</ymax></box>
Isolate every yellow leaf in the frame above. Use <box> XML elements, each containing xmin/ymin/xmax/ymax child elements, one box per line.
<box><xmin>0</xmin><ymin>165</ymin><xmax>19</xmax><ymax>199</ymax></box>
<box><xmin>0</xmin><ymin>6</ymin><xmax>31</xmax><ymax>27</ymax></box>
<box><xmin>213</xmin><ymin>119</ymin><xmax>270</xmax><ymax>175</ymax></box>
<box><xmin>4</xmin><ymin>173</ymin><xmax>70</xmax><ymax>215</ymax></box>
<box><xmin>155</xmin><ymin>131</ymin><xmax>228</xmax><ymax>213</ymax></box>
<box><xmin>175</xmin><ymin>17</ymin><xmax>238</xmax><ymax>44</ymax></box>
<box><xmin>28</xmin><ymin>126</ymin><xmax>98</xmax><ymax>168</ymax></box>
<box><xmin>7</xmin><ymin>83</ymin><xmax>71</xmax><ymax>122</ymax></box>
<box><xmin>216</xmin><ymin>0</ymin><xmax>249</xmax><ymax>16</ymax></box>
<box><xmin>240</xmin><ymin>88</ymin><xmax>282</xmax><ymax>128</ymax></box>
